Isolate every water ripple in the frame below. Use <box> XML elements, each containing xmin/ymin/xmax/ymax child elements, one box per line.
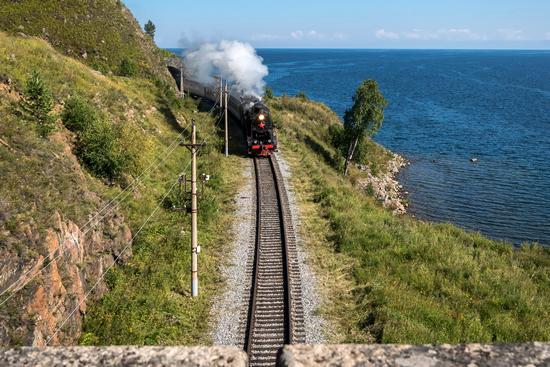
<box><xmin>258</xmin><ymin>49</ymin><xmax>550</xmax><ymax>246</ymax></box>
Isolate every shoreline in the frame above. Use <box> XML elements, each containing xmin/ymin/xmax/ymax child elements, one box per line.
<box><xmin>357</xmin><ymin>153</ymin><xmax>409</xmax><ymax>215</ymax></box>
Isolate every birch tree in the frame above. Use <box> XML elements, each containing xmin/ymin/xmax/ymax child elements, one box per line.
<box><xmin>343</xmin><ymin>80</ymin><xmax>387</xmax><ymax>176</ymax></box>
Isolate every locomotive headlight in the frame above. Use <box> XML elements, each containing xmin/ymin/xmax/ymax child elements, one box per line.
<box><xmin>258</xmin><ymin>114</ymin><xmax>265</xmax><ymax>121</ymax></box>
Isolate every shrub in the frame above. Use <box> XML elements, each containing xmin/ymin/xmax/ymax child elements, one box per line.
<box><xmin>119</xmin><ymin>57</ymin><xmax>138</xmax><ymax>77</ymax></box>
<box><xmin>61</xmin><ymin>95</ymin><xmax>130</xmax><ymax>179</ymax></box>
<box><xmin>23</xmin><ymin>70</ymin><xmax>56</xmax><ymax>137</ymax></box>
<box><xmin>153</xmin><ymin>77</ymin><xmax>183</xmax><ymax>110</ymax></box>
<box><xmin>328</xmin><ymin>124</ymin><xmax>386</xmax><ymax>170</ymax></box>
<box><xmin>296</xmin><ymin>91</ymin><xmax>308</xmax><ymax>100</ymax></box>
<box><xmin>264</xmin><ymin>87</ymin><xmax>274</xmax><ymax>99</ymax></box>
<box><xmin>75</xmin><ymin>118</ymin><xmax>128</xmax><ymax>179</ymax></box>
<box><xmin>61</xmin><ymin>95</ymin><xmax>98</xmax><ymax>132</ymax></box>
<box><xmin>80</xmin><ymin>332</ymin><xmax>99</xmax><ymax>346</ymax></box>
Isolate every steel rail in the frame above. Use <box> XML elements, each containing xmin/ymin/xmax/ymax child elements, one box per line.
<box><xmin>244</xmin><ymin>155</ymin><xmax>303</xmax><ymax>367</ymax></box>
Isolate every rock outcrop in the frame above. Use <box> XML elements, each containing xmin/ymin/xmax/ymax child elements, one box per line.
<box><xmin>0</xmin><ymin>210</ymin><xmax>131</xmax><ymax>346</ymax></box>
<box><xmin>357</xmin><ymin>153</ymin><xmax>408</xmax><ymax>214</ymax></box>
<box><xmin>0</xmin><ymin>79</ymin><xmax>133</xmax><ymax>346</ymax></box>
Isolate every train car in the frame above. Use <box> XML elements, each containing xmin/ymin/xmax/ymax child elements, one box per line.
<box><xmin>183</xmin><ymin>78</ymin><xmax>219</xmax><ymax>102</ymax></box>
<box><xmin>183</xmin><ymin>78</ymin><xmax>277</xmax><ymax>156</ymax></box>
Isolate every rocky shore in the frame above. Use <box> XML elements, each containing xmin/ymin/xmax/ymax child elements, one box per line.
<box><xmin>356</xmin><ymin>153</ymin><xmax>408</xmax><ymax>215</ymax></box>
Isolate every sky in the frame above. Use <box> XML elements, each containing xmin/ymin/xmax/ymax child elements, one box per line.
<box><xmin>125</xmin><ymin>0</ymin><xmax>550</xmax><ymax>49</ymax></box>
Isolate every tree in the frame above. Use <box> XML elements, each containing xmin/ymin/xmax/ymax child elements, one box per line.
<box><xmin>23</xmin><ymin>70</ymin><xmax>56</xmax><ymax>137</ymax></box>
<box><xmin>263</xmin><ymin>86</ymin><xmax>274</xmax><ymax>99</ymax></box>
<box><xmin>296</xmin><ymin>91</ymin><xmax>308</xmax><ymax>100</ymax></box>
<box><xmin>343</xmin><ymin>80</ymin><xmax>387</xmax><ymax>176</ymax></box>
<box><xmin>144</xmin><ymin>20</ymin><xmax>156</xmax><ymax>39</ymax></box>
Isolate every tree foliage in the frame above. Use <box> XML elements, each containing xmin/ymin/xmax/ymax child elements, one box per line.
<box><xmin>61</xmin><ymin>94</ymin><xmax>98</xmax><ymax>132</ymax></box>
<box><xmin>344</xmin><ymin>80</ymin><xmax>387</xmax><ymax>138</ymax></box>
<box><xmin>144</xmin><ymin>20</ymin><xmax>156</xmax><ymax>39</ymax></box>
<box><xmin>119</xmin><ymin>57</ymin><xmax>138</xmax><ymax>77</ymax></box>
<box><xmin>263</xmin><ymin>86</ymin><xmax>274</xmax><ymax>99</ymax></box>
<box><xmin>296</xmin><ymin>91</ymin><xmax>308</xmax><ymax>101</ymax></box>
<box><xmin>61</xmin><ymin>95</ymin><xmax>130</xmax><ymax>179</ymax></box>
<box><xmin>23</xmin><ymin>70</ymin><xmax>56</xmax><ymax>137</ymax></box>
<box><xmin>343</xmin><ymin>80</ymin><xmax>387</xmax><ymax>175</ymax></box>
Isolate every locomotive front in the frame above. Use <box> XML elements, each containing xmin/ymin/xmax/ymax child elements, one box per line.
<box><xmin>247</xmin><ymin>102</ymin><xmax>277</xmax><ymax>156</ymax></box>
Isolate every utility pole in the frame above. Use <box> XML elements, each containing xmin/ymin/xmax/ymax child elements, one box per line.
<box><xmin>224</xmin><ymin>83</ymin><xmax>229</xmax><ymax>157</ymax></box>
<box><xmin>182</xmin><ymin>119</ymin><xmax>203</xmax><ymax>297</ymax></box>
<box><xmin>219</xmin><ymin>77</ymin><xmax>223</xmax><ymax>109</ymax></box>
<box><xmin>191</xmin><ymin>119</ymin><xmax>198</xmax><ymax>297</ymax></box>
<box><xmin>180</xmin><ymin>63</ymin><xmax>184</xmax><ymax>98</ymax></box>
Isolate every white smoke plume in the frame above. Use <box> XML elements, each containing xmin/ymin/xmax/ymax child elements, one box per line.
<box><xmin>184</xmin><ymin>40</ymin><xmax>268</xmax><ymax>97</ymax></box>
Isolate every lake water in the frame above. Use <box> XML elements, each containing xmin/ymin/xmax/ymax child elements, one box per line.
<box><xmin>170</xmin><ymin>48</ymin><xmax>550</xmax><ymax>246</ymax></box>
<box><xmin>259</xmin><ymin>49</ymin><xmax>550</xmax><ymax>246</ymax></box>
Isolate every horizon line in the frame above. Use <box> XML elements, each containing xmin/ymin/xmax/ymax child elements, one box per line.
<box><xmin>164</xmin><ymin>46</ymin><xmax>550</xmax><ymax>51</ymax></box>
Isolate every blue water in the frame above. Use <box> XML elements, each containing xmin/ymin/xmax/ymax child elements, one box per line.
<box><xmin>255</xmin><ymin>49</ymin><xmax>550</xmax><ymax>246</ymax></box>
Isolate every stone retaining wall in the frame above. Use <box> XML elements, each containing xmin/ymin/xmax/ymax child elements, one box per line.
<box><xmin>2</xmin><ymin>343</ymin><xmax>549</xmax><ymax>366</ymax></box>
<box><xmin>278</xmin><ymin>343</ymin><xmax>550</xmax><ymax>366</ymax></box>
<box><xmin>0</xmin><ymin>346</ymin><xmax>247</xmax><ymax>367</ymax></box>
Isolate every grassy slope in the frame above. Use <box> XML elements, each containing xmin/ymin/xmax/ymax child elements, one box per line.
<box><xmin>269</xmin><ymin>95</ymin><xmax>550</xmax><ymax>344</ymax></box>
<box><xmin>0</xmin><ymin>32</ymin><xmax>244</xmax><ymax>345</ymax></box>
<box><xmin>0</xmin><ymin>0</ymin><xmax>170</xmax><ymax>80</ymax></box>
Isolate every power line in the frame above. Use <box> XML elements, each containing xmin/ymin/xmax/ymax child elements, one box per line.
<box><xmin>0</xmin><ymin>129</ymin><xmax>188</xmax><ymax>306</ymax></box>
<box><xmin>0</xmin><ymin>101</ymin><xmax>223</xmax><ymax>306</ymax></box>
<box><xmin>2</xmin><ymin>98</ymin><xmax>224</xmax><ymax>342</ymax></box>
<box><xmin>45</xmin><ymin>111</ymin><xmax>222</xmax><ymax>329</ymax></box>
<box><xmin>42</xmin><ymin>116</ymin><xmax>218</xmax><ymax>312</ymax></box>
<box><xmin>45</xmin><ymin>176</ymin><xmax>183</xmax><ymax>346</ymax></box>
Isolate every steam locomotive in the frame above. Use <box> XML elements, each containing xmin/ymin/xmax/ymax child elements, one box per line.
<box><xmin>183</xmin><ymin>79</ymin><xmax>277</xmax><ymax>156</ymax></box>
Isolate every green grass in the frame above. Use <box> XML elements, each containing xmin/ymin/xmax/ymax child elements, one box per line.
<box><xmin>0</xmin><ymin>0</ymin><xmax>170</xmax><ymax>80</ymax></box>
<box><xmin>81</xmin><ymin>148</ymin><xmax>245</xmax><ymax>345</ymax></box>
<box><xmin>0</xmin><ymin>31</ymin><xmax>245</xmax><ymax>345</ymax></box>
<box><xmin>270</xmin><ymin>95</ymin><xmax>550</xmax><ymax>344</ymax></box>
<box><xmin>4</xmin><ymin>20</ymin><xmax>549</xmax><ymax>346</ymax></box>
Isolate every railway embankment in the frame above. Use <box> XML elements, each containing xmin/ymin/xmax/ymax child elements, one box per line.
<box><xmin>2</xmin><ymin>0</ymin><xmax>550</xmax><ymax>356</ymax></box>
<box><xmin>0</xmin><ymin>25</ymin><xmax>243</xmax><ymax>345</ymax></box>
<box><xmin>210</xmin><ymin>159</ymin><xmax>255</xmax><ymax>346</ymax></box>
<box><xmin>268</xmin><ymin>94</ymin><xmax>550</xmax><ymax>344</ymax></box>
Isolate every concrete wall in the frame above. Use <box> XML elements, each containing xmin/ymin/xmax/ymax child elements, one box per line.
<box><xmin>2</xmin><ymin>343</ymin><xmax>550</xmax><ymax>366</ymax></box>
<box><xmin>278</xmin><ymin>343</ymin><xmax>550</xmax><ymax>367</ymax></box>
<box><xmin>0</xmin><ymin>346</ymin><xmax>247</xmax><ymax>367</ymax></box>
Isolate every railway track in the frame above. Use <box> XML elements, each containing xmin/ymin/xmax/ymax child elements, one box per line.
<box><xmin>243</xmin><ymin>155</ymin><xmax>305</xmax><ymax>366</ymax></box>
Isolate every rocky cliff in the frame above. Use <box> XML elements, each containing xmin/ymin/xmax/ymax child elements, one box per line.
<box><xmin>1</xmin><ymin>212</ymin><xmax>131</xmax><ymax>346</ymax></box>
<box><xmin>0</xmin><ymin>78</ymin><xmax>133</xmax><ymax>346</ymax></box>
<box><xmin>0</xmin><ymin>0</ymin><xmax>195</xmax><ymax>345</ymax></box>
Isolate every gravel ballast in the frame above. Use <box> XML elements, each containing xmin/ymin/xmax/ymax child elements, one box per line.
<box><xmin>210</xmin><ymin>159</ymin><xmax>255</xmax><ymax>346</ymax></box>
<box><xmin>276</xmin><ymin>153</ymin><xmax>327</xmax><ymax>344</ymax></box>
<box><xmin>210</xmin><ymin>153</ymin><xmax>326</xmax><ymax>346</ymax></box>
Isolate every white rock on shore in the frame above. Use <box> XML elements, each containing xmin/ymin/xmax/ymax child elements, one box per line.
<box><xmin>356</xmin><ymin>153</ymin><xmax>408</xmax><ymax>215</ymax></box>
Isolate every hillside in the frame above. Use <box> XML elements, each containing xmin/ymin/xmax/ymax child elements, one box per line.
<box><xmin>1</xmin><ymin>0</ymin><xmax>549</xmax><ymax>349</ymax></box>
<box><xmin>0</xmin><ymin>0</ymin><xmax>171</xmax><ymax>80</ymax></box>
<box><xmin>267</xmin><ymin>95</ymin><xmax>550</xmax><ymax>343</ymax></box>
<box><xmin>0</xmin><ymin>27</ymin><xmax>243</xmax><ymax>345</ymax></box>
